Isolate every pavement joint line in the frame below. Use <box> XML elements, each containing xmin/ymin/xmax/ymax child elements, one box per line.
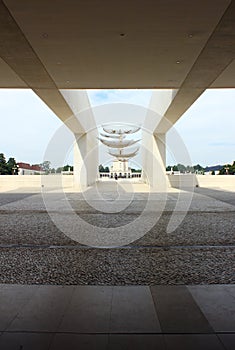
<box><xmin>0</xmin><ymin>244</ymin><xmax>234</xmax><ymax>250</ymax></box>
<box><xmin>0</xmin><ymin>331</ymin><xmax>234</xmax><ymax>335</ymax></box>
<box><xmin>0</xmin><ymin>210</ymin><xmax>235</xmax><ymax>214</ymax></box>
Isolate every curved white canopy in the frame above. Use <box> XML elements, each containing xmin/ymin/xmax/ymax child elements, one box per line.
<box><xmin>108</xmin><ymin>151</ymin><xmax>139</xmax><ymax>159</ymax></box>
<box><xmin>103</xmin><ymin>126</ymin><xmax>140</xmax><ymax>135</ymax></box>
<box><xmin>99</xmin><ymin>138</ymin><xmax>140</xmax><ymax>148</ymax></box>
<box><xmin>100</xmin><ymin>132</ymin><xmax>124</xmax><ymax>139</ymax></box>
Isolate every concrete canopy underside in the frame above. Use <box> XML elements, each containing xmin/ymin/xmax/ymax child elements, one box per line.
<box><xmin>0</xmin><ymin>0</ymin><xmax>235</xmax><ymax>128</ymax></box>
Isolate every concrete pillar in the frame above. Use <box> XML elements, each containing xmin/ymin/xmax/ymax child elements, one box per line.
<box><xmin>59</xmin><ymin>90</ymin><xmax>98</xmax><ymax>189</ymax></box>
<box><xmin>74</xmin><ymin>130</ymin><xmax>98</xmax><ymax>189</ymax></box>
<box><xmin>142</xmin><ymin>89</ymin><xmax>177</xmax><ymax>191</ymax></box>
<box><xmin>142</xmin><ymin>131</ymin><xmax>169</xmax><ymax>190</ymax></box>
<box><xmin>154</xmin><ymin>133</ymin><xmax>168</xmax><ymax>190</ymax></box>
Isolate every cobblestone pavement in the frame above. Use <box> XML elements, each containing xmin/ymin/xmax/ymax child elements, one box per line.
<box><xmin>0</xmin><ymin>187</ymin><xmax>234</xmax><ymax>285</ymax></box>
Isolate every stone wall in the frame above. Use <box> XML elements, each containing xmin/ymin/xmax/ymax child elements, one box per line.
<box><xmin>168</xmin><ymin>174</ymin><xmax>235</xmax><ymax>191</ymax></box>
<box><xmin>0</xmin><ymin>175</ymin><xmax>74</xmax><ymax>192</ymax></box>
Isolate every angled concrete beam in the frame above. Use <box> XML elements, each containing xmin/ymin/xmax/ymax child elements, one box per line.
<box><xmin>143</xmin><ymin>90</ymin><xmax>177</xmax><ymax>132</ymax></box>
<box><xmin>0</xmin><ymin>0</ymin><xmax>84</xmax><ymax>133</ymax></box>
<box><xmin>155</xmin><ymin>0</ymin><xmax>235</xmax><ymax>134</ymax></box>
<box><xmin>60</xmin><ymin>89</ymin><xmax>97</xmax><ymax>133</ymax></box>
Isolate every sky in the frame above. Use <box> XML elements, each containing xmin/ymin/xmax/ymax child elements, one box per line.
<box><xmin>0</xmin><ymin>88</ymin><xmax>234</xmax><ymax>168</ymax></box>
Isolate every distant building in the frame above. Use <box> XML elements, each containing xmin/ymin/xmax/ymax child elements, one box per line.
<box><xmin>17</xmin><ymin>162</ymin><xmax>45</xmax><ymax>175</ymax></box>
<box><xmin>110</xmin><ymin>159</ymin><xmax>132</xmax><ymax>178</ymax></box>
<box><xmin>100</xmin><ymin>159</ymin><xmax>141</xmax><ymax>179</ymax></box>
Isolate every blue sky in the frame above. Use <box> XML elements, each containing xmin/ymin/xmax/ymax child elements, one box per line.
<box><xmin>0</xmin><ymin>88</ymin><xmax>234</xmax><ymax>167</ymax></box>
<box><xmin>171</xmin><ymin>89</ymin><xmax>235</xmax><ymax>166</ymax></box>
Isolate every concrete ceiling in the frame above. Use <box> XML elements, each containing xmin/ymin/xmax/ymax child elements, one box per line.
<box><xmin>0</xmin><ymin>0</ymin><xmax>234</xmax><ymax>130</ymax></box>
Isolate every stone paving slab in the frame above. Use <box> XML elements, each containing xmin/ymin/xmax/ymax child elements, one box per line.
<box><xmin>107</xmin><ymin>334</ymin><xmax>165</xmax><ymax>350</ymax></box>
<box><xmin>188</xmin><ymin>285</ymin><xmax>235</xmax><ymax>332</ymax></box>
<box><xmin>217</xmin><ymin>334</ymin><xmax>235</xmax><ymax>350</ymax></box>
<box><xmin>0</xmin><ymin>284</ymin><xmax>234</xmax><ymax>349</ymax></box>
<box><xmin>0</xmin><ymin>285</ymin><xmax>38</xmax><ymax>331</ymax></box>
<box><xmin>58</xmin><ymin>286</ymin><xmax>112</xmax><ymax>333</ymax></box>
<box><xmin>8</xmin><ymin>286</ymin><xmax>74</xmax><ymax>332</ymax></box>
<box><xmin>0</xmin><ymin>332</ymin><xmax>53</xmax><ymax>350</ymax></box>
<box><xmin>50</xmin><ymin>334</ymin><xmax>108</xmax><ymax>350</ymax></box>
<box><xmin>110</xmin><ymin>286</ymin><xmax>161</xmax><ymax>333</ymax></box>
<box><xmin>150</xmin><ymin>286</ymin><xmax>213</xmax><ymax>333</ymax></box>
<box><xmin>164</xmin><ymin>334</ymin><xmax>224</xmax><ymax>350</ymax></box>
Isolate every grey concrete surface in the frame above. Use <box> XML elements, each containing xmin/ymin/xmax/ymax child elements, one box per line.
<box><xmin>218</xmin><ymin>334</ymin><xmax>235</xmax><ymax>350</ymax></box>
<box><xmin>58</xmin><ymin>286</ymin><xmax>112</xmax><ymax>333</ymax></box>
<box><xmin>110</xmin><ymin>286</ymin><xmax>160</xmax><ymax>333</ymax></box>
<box><xmin>150</xmin><ymin>286</ymin><xmax>213</xmax><ymax>333</ymax></box>
<box><xmin>164</xmin><ymin>334</ymin><xmax>224</xmax><ymax>350</ymax></box>
<box><xmin>188</xmin><ymin>285</ymin><xmax>235</xmax><ymax>332</ymax></box>
<box><xmin>8</xmin><ymin>286</ymin><xmax>74</xmax><ymax>332</ymax></box>
<box><xmin>0</xmin><ymin>284</ymin><xmax>234</xmax><ymax>349</ymax></box>
<box><xmin>0</xmin><ymin>188</ymin><xmax>234</xmax><ymax>285</ymax></box>
<box><xmin>0</xmin><ymin>187</ymin><xmax>234</xmax><ymax>348</ymax></box>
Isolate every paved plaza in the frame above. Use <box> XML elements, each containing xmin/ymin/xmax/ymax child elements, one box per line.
<box><xmin>0</xmin><ymin>284</ymin><xmax>234</xmax><ymax>350</ymax></box>
<box><xmin>0</xmin><ymin>183</ymin><xmax>234</xmax><ymax>285</ymax></box>
<box><xmin>0</xmin><ymin>182</ymin><xmax>234</xmax><ymax>349</ymax></box>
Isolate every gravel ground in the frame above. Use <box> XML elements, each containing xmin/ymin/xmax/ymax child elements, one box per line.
<box><xmin>0</xmin><ymin>190</ymin><xmax>234</xmax><ymax>285</ymax></box>
<box><xmin>0</xmin><ymin>247</ymin><xmax>234</xmax><ymax>285</ymax></box>
<box><xmin>0</xmin><ymin>210</ymin><xmax>234</xmax><ymax>247</ymax></box>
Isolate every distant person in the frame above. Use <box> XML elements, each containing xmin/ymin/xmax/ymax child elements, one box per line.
<box><xmin>115</xmin><ymin>174</ymin><xmax>118</xmax><ymax>180</ymax></box>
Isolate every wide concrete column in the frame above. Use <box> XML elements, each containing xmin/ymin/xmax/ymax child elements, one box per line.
<box><xmin>60</xmin><ymin>90</ymin><xmax>98</xmax><ymax>189</ymax></box>
<box><xmin>142</xmin><ymin>131</ymin><xmax>169</xmax><ymax>190</ymax></box>
<box><xmin>142</xmin><ymin>90</ymin><xmax>176</xmax><ymax>190</ymax></box>
<box><xmin>74</xmin><ymin>130</ymin><xmax>98</xmax><ymax>188</ymax></box>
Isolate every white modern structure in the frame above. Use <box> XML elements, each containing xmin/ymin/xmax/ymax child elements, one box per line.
<box><xmin>0</xmin><ymin>1</ymin><xmax>235</xmax><ymax>190</ymax></box>
<box><xmin>99</xmin><ymin>125</ymin><xmax>141</xmax><ymax>179</ymax></box>
<box><xmin>99</xmin><ymin>160</ymin><xmax>141</xmax><ymax>179</ymax></box>
<box><xmin>110</xmin><ymin>160</ymin><xmax>131</xmax><ymax>179</ymax></box>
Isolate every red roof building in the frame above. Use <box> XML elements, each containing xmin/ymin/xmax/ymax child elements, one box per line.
<box><xmin>17</xmin><ymin>163</ymin><xmax>45</xmax><ymax>175</ymax></box>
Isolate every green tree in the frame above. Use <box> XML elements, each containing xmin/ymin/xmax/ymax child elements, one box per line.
<box><xmin>177</xmin><ymin>164</ymin><xmax>186</xmax><ymax>173</ymax></box>
<box><xmin>0</xmin><ymin>153</ymin><xmax>8</xmax><ymax>175</ymax></box>
<box><xmin>63</xmin><ymin>164</ymin><xmax>73</xmax><ymax>171</ymax></box>
<box><xmin>219</xmin><ymin>163</ymin><xmax>234</xmax><ymax>175</ymax></box>
<box><xmin>219</xmin><ymin>167</ymin><xmax>226</xmax><ymax>175</ymax></box>
<box><xmin>40</xmin><ymin>160</ymin><xmax>51</xmax><ymax>174</ymax></box>
<box><xmin>193</xmin><ymin>164</ymin><xmax>204</xmax><ymax>171</ymax></box>
<box><xmin>131</xmin><ymin>168</ymin><xmax>141</xmax><ymax>173</ymax></box>
<box><xmin>99</xmin><ymin>164</ymin><xmax>105</xmax><ymax>172</ymax></box>
<box><xmin>7</xmin><ymin>157</ymin><xmax>18</xmax><ymax>175</ymax></box>
<box><xmin>186</xmin><ymin>165</ymin><xmax>194</xmax><ymax>173</ymax></box>
<box><xmin>228</xmin><ymin>161</ymin><xmax>235</xmax><ymax>174</ymax></box>
<box><xmin>56</xmin><ymin>167</ymin><xmax>63</xmax><ymax>173</ymax></box>
<box><xmin>193</xmin><ymin>164</ymin><xmax>204</xmax><ymax>174</ymax></box>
